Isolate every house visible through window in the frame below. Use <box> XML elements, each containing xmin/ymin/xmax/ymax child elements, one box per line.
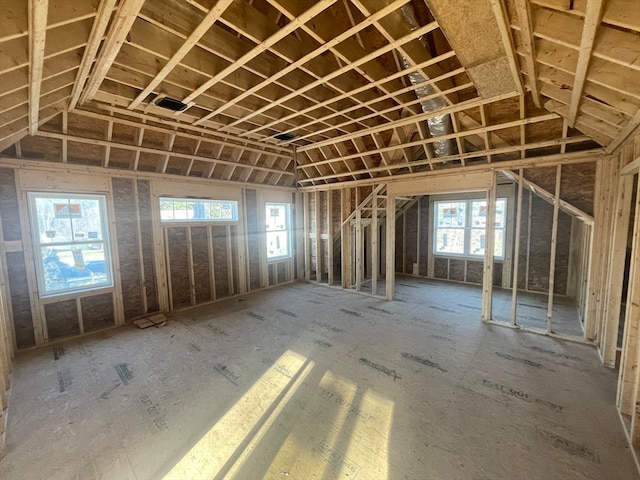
<box><xmin>159</xmin><ymin>197</ymin><xmax>238</xmax><ymax>222</ymax></box>
<box><xmin>266</xmin><ymin>203</ymin><xmax>291</xmax><ymax>260</ymax></box>
<box><xmin>434</xmin><ymin>198</ymin><xmax>507</xmax><ymax>259</ymax></box>
<box><xmin>28</xmin><ymin>193</ymin><xmax>113</xmax><ymax>296</ymax></box>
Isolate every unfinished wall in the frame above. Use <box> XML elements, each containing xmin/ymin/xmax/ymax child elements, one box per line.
<box><xmin>0</xmin><ymin>164</ymin><xmax>294</xmax><ymax>350</ymax></box>
<box><xmin>0</xmin><ymin>222</ymin><xmax>13</xmax><ymax>455</ymax></box>
<box><xmin>613</xmin><ymin>132</ymin><xmax>640</xmax><ymax>452</ymax></box>
<box><xmin>113</xmin><ymin>178</ymin><xmax>158</xmax><ymax>321</ymax></box>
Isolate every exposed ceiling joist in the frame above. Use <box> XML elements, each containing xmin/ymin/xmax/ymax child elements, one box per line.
<box><xmin>80</xmin><ymin>0</ymin><xmax>147</xmax><ymax>104</ymax></box>
<box><xmin>28</xmin><ymin>0</ymin><xmax>48</xmax><ymax>135</ymax></box>
<box><xmin>566</xmin><ymin>0</ymin><xmax>605</xmax><ymax>126</ymax></box>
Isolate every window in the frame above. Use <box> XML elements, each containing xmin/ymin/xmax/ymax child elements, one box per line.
<box><xmin>28</xmin><ymin>193</ymin><xmax>113</xmax><ymax>297</ymax></box>
<box><xmin>434</xmin><ymin>198</ymin><xmax>507</xmax><ymax>259</ymax></box>
<box><xmin>266</xmin><ymin>203</ymin><xmax>291</xmax><ymax>260</ymax></box>
<box><xmin>160</xmin><ymin>197</ymin><xmax>238</xmax><ymax>222</ymax></box>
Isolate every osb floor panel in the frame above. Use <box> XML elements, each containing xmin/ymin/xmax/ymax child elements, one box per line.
<box><xmin>1</xmin><ymin>280</ymin><xmax>637</xmax><ymax>480</ymax></box>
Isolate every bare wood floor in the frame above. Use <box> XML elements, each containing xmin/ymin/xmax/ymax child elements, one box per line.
<box><xmin>0</xmin><ymin>279</ymin><xmax>636</xmax><ymax>479</ymax></box>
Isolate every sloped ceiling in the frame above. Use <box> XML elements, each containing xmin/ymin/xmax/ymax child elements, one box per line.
<box><xmin>0</xmin><ymin>0</ymin><xmax>638</xmax><ymax>187</ymax></box>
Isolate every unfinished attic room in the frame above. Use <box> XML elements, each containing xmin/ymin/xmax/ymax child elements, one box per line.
<box><xmin>2</xmin><ymin>0</ymin><xmax>640</xmax><ymax>478</ymax></box>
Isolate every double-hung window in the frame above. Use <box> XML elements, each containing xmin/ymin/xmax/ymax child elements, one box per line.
<box><xmin>28</xmin><ymin>193</ymin><xmax>113</xmax><ymax>296</ymax></box>
<box><xmin>434</xmin><ymin>198</ymin><xmax>507</xmax><ymax>259</ymax></box>
<box><xmin>265</xmin><ymin>203</ymin><xmax>291</xmax><ymax>260</ymax></box>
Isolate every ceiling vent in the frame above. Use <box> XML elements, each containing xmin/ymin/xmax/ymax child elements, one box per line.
<box><xmin>154</xmin><ymin>95</ymin><xmax>189</xmax><ymax>112</ymax></box>
<box><xmin>274</xmin><ymin>133</ymin><xmax>295</xmax><ymax>142</ymax></box>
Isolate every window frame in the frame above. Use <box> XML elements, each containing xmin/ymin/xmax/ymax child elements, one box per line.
<box><xmin>28</xmin><ymin>192</ymin><xmax>114</xmax><ymax>298</ymax></box>
<box><xmin>265</xmin><ymin>202</ymin><xmax>292</xmax><ymax>261</ymax></box>
<box><xmin>159</xmin><ymin>197</ymin><xmax>239</xmax><ymax>223</ymax></box>
<box><xmin>433</xmin><ymin>197</ymin><xmax>507</xmax><ymax>260</ymax></box>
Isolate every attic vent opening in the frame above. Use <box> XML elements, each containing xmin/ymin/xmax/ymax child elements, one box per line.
<box><xmin>274</xmin><ymin>133</ymin><xmax>295</xmax><ymax>141</ymax></box>
<box><xmin>155</xmin><ymin>96</ymin><xmax>188</xmax><ymax>112</ymax></box>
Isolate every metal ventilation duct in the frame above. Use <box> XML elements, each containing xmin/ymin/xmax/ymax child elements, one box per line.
<box><xmin>399</xmin><ymin>3</ymin><xmax>456</xmax><ymax>159</ymax></box>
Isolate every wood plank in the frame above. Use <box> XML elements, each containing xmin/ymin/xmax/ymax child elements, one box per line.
<box><xmin>68</xmin><ymin>0</ymin><xmax>118</xmax><ymax>110</ymax></box>
<box><xmin>81</xmin><ymin>0</ymin><xmax>146</xmax><ymax>102</ymax></box>
<box><xmin>601</xmin><ymin>159</ymin><xmax>633</xmax><ymax>366</ymax></box>
<box><xmin>196</xmin><ymin>0</ymin><xmax>410</xmax><ymax>127</ymax></box>
<box><xmin>566</xmin><ymin>0</ymin><xmax>605</xmax><ymax>126</ymax></box>
<box><xmin>187</xmin><ymin>1</ymin><xmax>338</xmax><ymax>114</ymax></box>
<box><xmin>546</xmin><ymin>165</ymin><xmax>562</xmax><ymax>332</ymax></box>
<box><xmin>128</xmin><ymin>0</ymin><xmax>235</xmax><ymax>110</ymax></box>
<box><xmin>28</xmin><ymin>0</ymin><xmax>48</xmax><ymax>135</ymax></box>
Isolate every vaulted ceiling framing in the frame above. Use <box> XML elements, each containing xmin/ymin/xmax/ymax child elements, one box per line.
<box><xmin>0</xmin><ymin>0</ymin><xmax>638</xmax><ymax>187</ymax></box>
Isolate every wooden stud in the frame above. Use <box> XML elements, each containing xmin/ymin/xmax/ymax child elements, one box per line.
<box><xmin>617</xmin><ymin>170</ymin><xmax>640</xmax><ymax>417</ymax></box>
<box><xmin>341</xmin><ymin>188</ymin><xmax>352</xmax><ymax>289</ymax></box>
<box><xmin>626</xmin><ymin>174</ymin><xmax>640</xmax><ymax>444</ymax></box>
<box><xmin>546</xmin><ymin>165</ymin><xmax>562</xmax><ymax>333</ymax></box>
<box><xmin>371</xmin><ymin>188</ymin><xmax>378</xmax><ymax>295</ymax></box>
<box><xmin>133</xmin><ymin>180</ymin><xmax>148</xmax><ymax>314</ymax></box>
<box><xmin>600</xmin><ymin>162</ymin><xmax>633</xmax><ymax>366</ymax></box>
<box><xmin>355</xmin><ymin>188</ymin><xmax>362</xmax><ymax>291</ymax></box>
<box><xmin>186</xmin><ymin>227</ymin><xmax>196</xmax><ymax>306</ymax></box>
<box><xmin>314</xmin><ymin>191</ymin><xmax>321</xmax><ymax>282</ymax></box>
<box><xmin>482</xmin><ymin>175</ymin><xmax>497</xmax><ymax>321</ymax></box>
<box><xmin>386</xmin><ymin>189</ymin><xmax>395</xmax><ymax>300</ymax></box>
<box><xmin>303</xmin><ymin>192</ymin><xmax>311</xmax><ymax>281</ymax></box>
<box><xmin>511</xmin><ymin>169</ymin><xmax>524</xmax><ymax>326</ymax></box>
<box><xmin>207</xmin><ymin>226</ymin><xmax>216</xmax><ymax>301</ymax></box>
<box><xmin>327</xmin><ymin>190</ymin><xmax>334</xmax><ymax>286</ymax></box>
<box><xmin>163</xmin><ymin>228</ymin><xmax>173</xmax><ymax>310</ymax></box>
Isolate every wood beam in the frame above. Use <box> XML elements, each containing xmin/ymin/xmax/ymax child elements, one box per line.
<box><xmin>128</xmin><ymin>0</ymin><xmax>235</xmax><ymax>110</ymax></box>
<box><xmin>68</xmin><ymin>0</ymin><xmax>118</xmax><ymax>110</ymax></box>
<box><xmin>222</xmin><ymin>20</ymin><xmax>439</xmax><ymax>132</ymax></box>
<box><xmin>195</xmin><ymin>0</ymin><xmax>410</xmax><ymax>126</ymax></box>
<box><xmin>513</xmin><ymin>0</ymin><xmax>541</xmax><ymax>107</ymax></box>
<box><xmin>299</xmin><ymin>113</ymin><xmax>565</xmax><ymax>170</ymax></box>
<box><xmin>36</xmin><ymin>131</ymin><xmax>293</xmax><ymax>177</ymax></box>
<box><xmin>81</xmin><ymin>0</ymin><xmax>147</xmax><ymax>103</ymax></box>
<box><xmin>489</xmin><ymin>0</ymin><xmax>525</xmax><ymax>96</ymax></box>
<box><xmin>28</xmin><ymin>0</ymin><xmax>49</xmax><ymax>135</ymax></box>
<box><xmin>567</xmin><ymin>0</ymin><xmax>605</xmax><ymax>126</ymax></box>
<box><xmin>501</xmin><ymin>168</ymin><xmax>594</xmax><ymax>223</ymax></box>
<box><xmin>187</xmin><ymin>1</ymin><xmax>338</xmax><ymax>114</ymax></box>
<box><xmin>298</xmin><ymin>92</ymin><xmax>519</xmax><ymax>152</ymax></box>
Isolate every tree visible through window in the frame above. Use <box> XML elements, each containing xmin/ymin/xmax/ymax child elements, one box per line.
<box><xmin>159</xmin><ymin>197</ymin><xmax>238</xmax><ymax>222</ymax></box>
<box><xmin>434</xmin><ymin>198</ymin><xmax>507</xmax><ymax>259</ymax></box>
<box><xmin>28</xmin><ymin>193</ymin><xmax>113</xmax><ymax>296</ymax></box>
<box><xmin>266</xmin><ymin>203</ymin><xmax>291</xmax><ymax>260</ymax></box>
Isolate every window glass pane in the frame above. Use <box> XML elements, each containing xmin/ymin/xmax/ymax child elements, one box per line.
<box><xmin>469</xmin><ymin>228</ymin><xmax>486</xmax><ymax>256</ymax></box>
<box><xmin>266</xmin><ymin>203</ymin><xmax>290</xmax><ymax>259</ymax></box>
<box><xmin>434</xmin><ymin>198</ymin><xmax>507</xmax><ymax>259</ymax></box>
<box><xmin>42</xmin><ymin>245</ymin><xmax>108</xmax><ymax>293</ymax></box>
<box><xmin>494</xmin><ymin>229</ymin><xmax>505</xmax><ymax>257</ymax></box>
<box><xmin>266</xmin><ymin>204</ymin><xmax>287</xmax><ymax>231</ymax></box>
<box><xmin>436</xmin><ymin>202</ymin><xmax>465</xmax><ymax>228</ymax></box>
<box><xmin>30</xmin><ymin>193</ymin><xmax>112</xmax><ymax>296</ymax></box>
<box><xmin>35</xmin><ymin>197</ymin><xmax>73</xmax><ymax>244</ymax></box>
<box><xmin>471</xmin><ymin>200</ymin><xmax>487</xmax><ymax>228</ymax></box>
<box><xmin>267</xmin><ymin>231</ymin><xmax>289</xmax><ymax>259</ymax></box>
<box><xmin>495</xmin><ymin>199</ymin><xmax>507</xmax><ymax>228</ymax></box>
<box><xmin>435</xmin><ymin>228</ymin><xmax>464</xmax><ymax>254</ymax></box>
<box><xmin>159</xmin><ymin>198</ymin><xmax>238</xmax><ymax>222</ymax></box>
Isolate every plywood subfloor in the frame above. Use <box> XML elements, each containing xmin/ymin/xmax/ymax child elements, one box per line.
<box><xmin>0</xmin><ymin>279</ymin><xmax>637</xmax><ymax>480</ymax></box>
